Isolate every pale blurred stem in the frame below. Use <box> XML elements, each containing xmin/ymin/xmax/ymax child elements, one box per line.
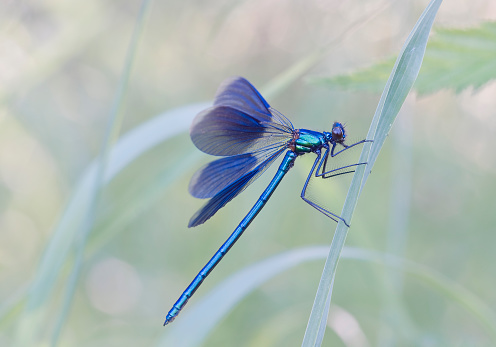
<box><xmin>50</xmin><ymin>1</ymin><xmax>152</xmax><ymax>345</ymax></box>
<box><xmin>378</xmin><ymin>2</ymin><xmax>417</xmax><ymax>343</ymax></box>
<box><xmin>378</xmin><ymin>97</ymin><xmax>416</xmax><ymax>346</ymax></box>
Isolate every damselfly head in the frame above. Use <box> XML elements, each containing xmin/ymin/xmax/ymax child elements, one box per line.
<box><xmin>330</xmin><ymin>122</ymin><xmax>346</xmax><ymax>144</ymax></box>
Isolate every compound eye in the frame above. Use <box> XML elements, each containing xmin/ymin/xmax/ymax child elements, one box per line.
<box><xmin>331</xmin><ymin>124</ymin><xmax>344</xmax><ymax>142</ymax></box>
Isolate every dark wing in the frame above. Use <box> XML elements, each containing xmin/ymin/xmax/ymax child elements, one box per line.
<box><xmin>189</xmin><ymin>152</ymin><xmax>254</xmax><ymax>199</ymax></box>
<box><xmin>189</xmin><ymin>137</ymin><xmax>291</xmax><ymax>199</ymax></box>
<box><xmin>190</xmin><ymin>77</ymin><xmax>294</xmax><ymax>156</ymax></box>
<box><xmin>213</xmin><ymin>76</ymin><xmax>273</xmax><ymax>121</ymax></box>
<box><xmin>188</xmin><ymin>147</ymin><xmax>287</xmax><ymax>227</ymax></box>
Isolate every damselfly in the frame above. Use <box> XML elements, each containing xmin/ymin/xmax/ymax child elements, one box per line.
<box><xmin>164</xmin><ymin>77</ymin><xmax>368</xmax><ymax>325</ymax></box>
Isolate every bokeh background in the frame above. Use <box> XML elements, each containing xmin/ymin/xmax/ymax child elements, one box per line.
<box><xmin>1</xmin><ymin>0</ymin><xmax>496</xmax><ymax>346</ymax></box>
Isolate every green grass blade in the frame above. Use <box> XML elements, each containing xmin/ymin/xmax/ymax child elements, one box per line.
<box><xmin>158</xmin><ymin>246</ymin><xmax>496</xmax><ymax>346</ymax></box>
<box><xmin>302</xmin><ymin>1</ymin><xmax>443</xmax><ymax>346</ymax></box>
<box><xmin>157</xmin><ymin>247</ymin><xmax>330</xmax><ymax>347</ymax></box>
<box><xmin>363</xmin><ymin>0</ymin><xmax>443</xmax><ymax>187</ymax></box>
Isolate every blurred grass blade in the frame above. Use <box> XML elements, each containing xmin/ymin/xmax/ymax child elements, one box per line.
<box><xmin>14</xmin><ymin>102</ymin><xmax>206</xmax><ymax>346</ymax></box>
<box><xmin>86</xmin><ymin>150</ymin><xmax>203</xmax><ymax>257</ymax></box>
<box><xmin>158</xmin><ymin>245</ymin><xmax>496</xmax><ymax>346</ymax></box>
<box><xmin>379</xmin><ymin>103</ymin><xmax>416</xmax><ymax>345</ymax></box>
<box><xmin>342</xmin><ymin>248</ymin><xmax>496</xmax><ymax>344</ymax></box>
<box><xmin>302</xmin><ymin>1</ymin><xmax>443</xmax><ymax>346</ymax></box>
<box><xmin>51</xmin><ymin>1</ymin><xmax>152</xmax><ymax>345</ymax></box>
<box><xmin>157</xmin><ymin>247</ymin><xmax>330</xmax><ymax>347</ymax></box>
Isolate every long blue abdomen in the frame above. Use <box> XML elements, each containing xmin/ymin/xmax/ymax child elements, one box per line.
<box><xmin>164</xmin><ymin>150</ymin><xmax>297</xmax><ymax>325</ymax></box>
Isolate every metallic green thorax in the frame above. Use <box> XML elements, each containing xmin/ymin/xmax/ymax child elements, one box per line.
<box><xmin>293</xmin><ymin>129</ymin><xmax>327</xmax><ymax>154</ymax></box>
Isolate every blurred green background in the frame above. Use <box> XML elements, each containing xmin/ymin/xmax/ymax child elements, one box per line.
<box><xmin>1</xmin><ymin>0</ymin><xmax>496</xmax><ymax>346</ymax></box>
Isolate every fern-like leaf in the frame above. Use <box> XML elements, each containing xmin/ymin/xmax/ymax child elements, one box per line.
<box><xmin>309</xmin><ymin>22</ymin><xmax>496</xmax><ymax>95</ymax></box>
